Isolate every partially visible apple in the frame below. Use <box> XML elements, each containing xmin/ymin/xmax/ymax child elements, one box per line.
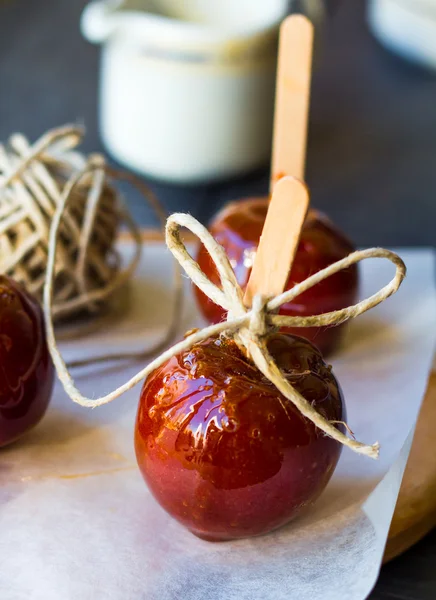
<box><xmin>0</xmin><ymin>276</ymin><xmax>54</xmax><ymax>447</ymax></box>
<box><xmin>195</xmin><ymin>197</ymin><xmax>359</xmax><ymax>355</ymax></box>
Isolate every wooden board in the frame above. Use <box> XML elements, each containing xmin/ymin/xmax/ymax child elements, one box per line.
<box><xmin>383</xmin><ymin>370</ymin><xmax>436</xmax><ymax>562</ymax></box>
<box><xmin>124</xmin><ymin>229</ymin><xmax>436</xmax><ymax>562</ymax></box>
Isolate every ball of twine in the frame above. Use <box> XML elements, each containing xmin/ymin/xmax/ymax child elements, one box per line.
<box><xmin>0</xmin><ymin>124</ymin><xmax>183</xmax><ymax>364</ymax></box>
<box><xmin>0</xmin><ymin>125</ymin><xmax>142</xmax><ymax>320</ymax></box>
<box><xmin>43</xmin><ymin>212</ymin><xmax>407</xmax><ymax>459</ymax></box>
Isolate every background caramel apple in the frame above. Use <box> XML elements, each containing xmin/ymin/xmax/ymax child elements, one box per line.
<box><xmin>0</xmin><ymin>276</ymin><xmax>54</xmax><ymax>447</ymax></box>
<box><xmin>195</xmin><ymin>197</ymin><xmax>359</xmax><ymax>355</ymax></box>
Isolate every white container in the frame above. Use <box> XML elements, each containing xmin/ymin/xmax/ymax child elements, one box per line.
<box><xmin>81</xmin><ymin>0</ymin><xmax>292</xmax><ymax>183</ymax></box>
<box><xmin>368</xmin><ymin>0</ymin><xmax>436</xmax><ymax>70</ymax></box>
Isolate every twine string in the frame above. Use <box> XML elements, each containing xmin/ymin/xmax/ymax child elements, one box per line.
<box><xmin>43</xmin><ymin>155</ymin><xmax>183</xmax><ymax>368</ymax></box>
<box><xmin>44</xmin><ymin>212</ymin><xmax>406</xmax><ymax>459</ymax></box>
<box><xmin>0</xmin><ymin>125</ymin><xmax>84</xmax><ymax>188</ymax></box>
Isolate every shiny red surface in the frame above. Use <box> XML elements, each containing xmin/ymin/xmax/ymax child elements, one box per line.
<box><xmin>135</xmin><ymin>333</ymin><xmax>344</xmax><ymax>541</ymax></box>
<box><xmin>195</xmin><ymin>197</ymin><xmax>359</xmax><ymax>355</ymax></box>
<box><xmin>0</xmin><ymin>276</ymin><xmax>54</xmax><ymax>447</ymax></box>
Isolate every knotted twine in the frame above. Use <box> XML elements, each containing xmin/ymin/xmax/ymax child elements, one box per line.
<box><xmin>44</xmin><ymin>213</ymin><xmax>407</xmax><ymax>459</ymax></box>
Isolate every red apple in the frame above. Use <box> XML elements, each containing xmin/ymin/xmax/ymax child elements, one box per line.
<box><xmin>195</xmin><ymin>197</ymin><xmax>359</xmax><ymax>355</ymax></box>
<box><xmin>135</xmin><ymin>333</ymin><xmax>344</xmax><ymax>541</ymax></box>
<box><xmin>0</xmin><ymin>276</ymin><xmax>54</xmax><ymax>447</ymax></box>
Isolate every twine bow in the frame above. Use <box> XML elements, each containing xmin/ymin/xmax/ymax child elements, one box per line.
<box><xmin>45</xmin><ymin>213</ymin><xmax>407</xmax><ymax>459</ymax></box>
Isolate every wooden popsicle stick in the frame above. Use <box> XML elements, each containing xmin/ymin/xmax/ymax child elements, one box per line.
<box><xmin>244</xmin><ymin>176</ymin><xmax>309</xmax><ymax>307</ymax></box>
<box><xmin>270</xmin><ymin>15</ymin><xmax>314</xmax><ymax>192</ymax></box>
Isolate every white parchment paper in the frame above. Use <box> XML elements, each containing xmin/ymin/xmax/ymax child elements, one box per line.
<box><xmin>0</xmin><ymin>245</ymin><xmax>435</xmax><ymax>600</ymax></box>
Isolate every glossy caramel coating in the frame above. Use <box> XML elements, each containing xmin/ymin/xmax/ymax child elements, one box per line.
<box><xmin>0</xmin><ymin>276</ymin><xmax>54</xmax><ymax>447</ymax></box>
<box><xmin>135</xmin><ymin>333</ymin><xmax>344</xmax><ymax>541</ymax></box>
<box><xmin>195</xmin><ymin>198</ymin><xmax>359</xmax><ymax>355</ymax></box>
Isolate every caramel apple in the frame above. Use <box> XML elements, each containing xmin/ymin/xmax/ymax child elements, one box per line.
<box><xmin>43</xmin><ymin>184</ymin><xmax>400</xmax><ymax>541</ymax></box>
<box><xmin>0</xmin><ymin>276</ymin><xmax>54</xmax><ymax>447</ymax></box>
<box><xmin>135</xmin><ymin>333</ymin><xmax>344</xmax><ymax>541</ymax></box>
<box><xmin>195</xmin><ymin>197</ymin><xmax>359</xmax><ymax>355</ymax></box>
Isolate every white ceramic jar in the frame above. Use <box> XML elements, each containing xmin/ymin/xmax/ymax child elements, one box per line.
<box><xmin>81</xmin><ymin>0</ymin><xmax>292</xmax><ymax>183</ymax></box>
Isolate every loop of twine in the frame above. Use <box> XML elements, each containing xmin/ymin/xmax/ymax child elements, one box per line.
<box><xmin>42</xmin><ymin>153</ymin><xmax>183</xmax><ymax>368</ymax></box>
<box><xmin>44</xmin><ymin>213</ymin><xmax>407</xmax><ymax>459</ymax></box>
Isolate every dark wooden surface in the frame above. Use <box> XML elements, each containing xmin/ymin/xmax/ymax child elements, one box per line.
<box><xmin>1</xmin><ymin>0</ymin><xmax>435</xmax><ymax>598</ymax></box>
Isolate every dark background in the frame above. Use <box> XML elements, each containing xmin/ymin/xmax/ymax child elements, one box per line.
<box><xmin>1</xmin><ymin>0</ymin><xmax>436</xmax><ymax>247</ymax></box>
<box><xmin>0</xmin><ymin>1</ymin><xmax>435</xmax><ymax>598</ymax></box>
